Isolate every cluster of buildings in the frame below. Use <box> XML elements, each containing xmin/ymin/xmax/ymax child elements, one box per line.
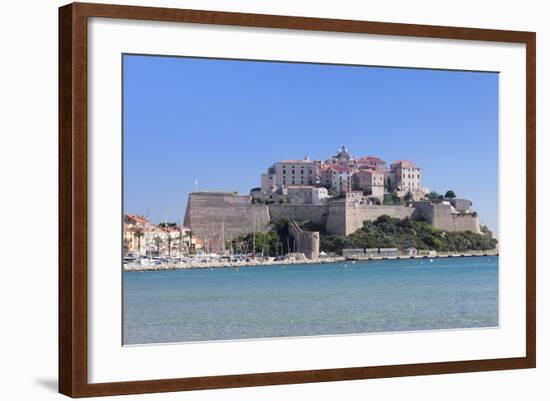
<box><xmin>123</xmin><ymin>214</ymin><xmax>202</xmax><ymax>257</ymax></box>
<box><xmin>253</xmin><ymin>146</ymin><xmax>426</xmax><ymax>205</ymax></box>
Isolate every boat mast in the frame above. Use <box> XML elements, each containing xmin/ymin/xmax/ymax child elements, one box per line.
<box><xmin>164</xmin><ymin>209</ymin><xmax>168</xmax><ymax>257</ymax></box>
<box><xmin>252</xmin><ymin>214</ymin><xmax>256</xmax><ymax>256</ymax></box>
<box><xmin>221</xmin><ymin>217</ymin><xmax>225</xmax><ymax>254</ymax></box>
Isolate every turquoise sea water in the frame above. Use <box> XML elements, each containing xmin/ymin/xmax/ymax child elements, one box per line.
<box><xmin>123</xmin><ymin>256</ymin><xmax>498</xmax><ymax>345</ymax></box>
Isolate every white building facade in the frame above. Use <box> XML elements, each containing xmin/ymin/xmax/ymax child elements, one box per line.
<box><xmin>261</xmin><ymin>158</ymin><xmax>321</xmax><ymax>192</ymax></box>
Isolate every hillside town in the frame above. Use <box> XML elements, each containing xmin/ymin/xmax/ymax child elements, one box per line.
<box><xmin>252</xmin><ymin>146</ymin><xmax>427</xmax><ymax>205</ymax></box>
<box><xmin>123</xmin><ymin>145</ymin><xmax>498</xmax><ymax>270</ymax></box>
<box><xmin>123</xmin><ymin>214</ymin><xmax>203</xmax><ymax>259</ymax></box>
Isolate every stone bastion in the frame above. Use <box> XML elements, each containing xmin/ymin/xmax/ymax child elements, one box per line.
<box><xmin>184</xmin><ymin>192</ymin><xmax>480</xmax><ymax>242</ymax></box>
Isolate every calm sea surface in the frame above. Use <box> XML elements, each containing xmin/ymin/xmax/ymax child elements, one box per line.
<box><xmin>123</xmin><ymin>256</ymin><xmax>498</xmax><ymax>345</ymax></box>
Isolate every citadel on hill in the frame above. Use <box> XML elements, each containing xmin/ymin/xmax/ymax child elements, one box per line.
<box><xmin>183</xmin><ymin>146</ymin><xmax>483</xmax><ymax>256</ymax></box>
<box><xmin>253</xmin><ymin>146</ymin><xmax>425</xmax><ymax>205</ymax></box>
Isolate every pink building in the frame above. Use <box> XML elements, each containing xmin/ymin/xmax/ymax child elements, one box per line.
<box><xmin>356</xmin><ymin>156</ymin><xmax>387</xmax><ymax>172</ymax></box>
<box><xmin>353</xmin><ymin>169</ymin><xmax>385</xmax><ymax>198</ymax></box>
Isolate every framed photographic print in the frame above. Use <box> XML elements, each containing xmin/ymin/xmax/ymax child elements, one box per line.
<box><xmin>59</xmin><ymin>2</ymin><xmax>536</xmax><ymax>397</ymax></box>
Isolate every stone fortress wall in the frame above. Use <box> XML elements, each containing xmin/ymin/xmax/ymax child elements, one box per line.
<box><xmin>410</xmin><ymin>201</ymin><xmax>480</xmax><ymax>234</ymax></box>
<box><xmin>184</xmin><ymin>193</ymin><xmax>481</xmax><ymax>245</ymax></box>
<box><xmin>343</xmin><ymin>204</ymin><xmax>416</xmax><ymax>236</ymax></box>
<box><xmin>288</xmin><ymin>220</ymin><xmax>320</xmax><ymax>259</ymax></box>
<box><xmin>268</xmin><ymin>204</ymin><xmax>327</xmax><ymax>227</ymax></box>
<box><xmin>183</xmin><ymin>192</ymin><xmax>271</xmax><ymax>244</ymax></box>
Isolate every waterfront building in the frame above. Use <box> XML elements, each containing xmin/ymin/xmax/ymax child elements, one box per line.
<box><xmin>342</xmin><ymin>248</ymin><xmax>364</xmax><ymax>258</ymax></box>
<box><xmin>379</xmin><ymin>248</ymin><xmax>399</xmax><ymax>257</ymax></box>
<box><xmin>364</xmin><ymin>248</ymin><xmax>378</xmax><ymax>257</ymax></box>
<box><xmin>124</xmin><ymin>214</ymin><xmax>150</xmax><ymax>227</ymax></box>
<box><xmin>123</xmin><ymin>214</ymin><xmax>198</xmax><ymax>256</ymax></box>
<box><xmin>123</xmin><ymin>223</ymin><xmax>138</xmax><ymax>254</ymax></box>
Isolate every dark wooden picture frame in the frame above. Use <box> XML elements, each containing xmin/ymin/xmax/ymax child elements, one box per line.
<box><xmin>59</xmin><ymin>2</ymin><xmax>536</xmax><ymax>397</ymax></box>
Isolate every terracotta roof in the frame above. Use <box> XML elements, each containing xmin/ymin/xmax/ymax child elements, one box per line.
<box><xmin>357</xmin><ymin>156</ymin><xmax>385</xmax><ymax>163</ymax></box>
<box><xmin>160</xmin><ymin>226</ymin><xmax>180</xmax><ymax>232</ymax></box>
<box><xmin>125</xmin><ymin>214</ymin><xmax>149</xmax><ymax>224</ymax></box>
<box><xmin>328</xmin><ymin>164</ymin><xmax>353</xmax><ymax>173</ymax></box>
<box><xmin>279</xmin><ymin>159</ymin><xmax>315</xmax><ymax>164</ymax></box>
<box><xmin>357</xmin><ymin>168</ymin><xmax>384</xmax><ymax>175</ymax></box>
<box><xmin>392</xmin><ymin>160</ymin><xmax>418</xmax><ymax>168</ymax></box>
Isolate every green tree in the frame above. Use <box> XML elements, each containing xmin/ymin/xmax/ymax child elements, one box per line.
<box><xmin>178</xmin><ymin>229</ymin><xmax>184</xmax><ymax>255</ymax></box>
<box><xmin>134</xmin><ymin>229</ymin><xmax>144</xmax><ymax>255</ymax></box>
<box><xmin>187</xmin><ymin>230</ymin><xmax>194</xmax><ymax>253</ymax></box>
<box><xmin>445</xmin><ymin>190</ymin><xmax>457</xmax><ymax>199</ymax></box>
<box><xmin>167</xmin><ymin>235</ymin><xmax>172</xmax><ymax>256</ymax></box>
<box><xmin>480</xmin><ymin>225</ymin><xmax>493</xmax><ymax>237</ymax></box>
<box><xmin>386</xmin><ymin>177</ymin><xmax>393</xmax><ymax>191</ymax></box>
<box><xmin>234</xmin><ymin>231</ymin><xmax>281</xmax><ymax>256</ymax></box>
<box><xmin>383</xmin><ymin>193</ymin><xmax>404</xmax><ymax>205</ymax></box>
<box><xmin>153</xmin><ymin>235</ymin><xmax>162</xmax><ymax>255</ymax></box>
<box><xmin>425</xmin><ymin>191</ymin><xmax>440</xmax><ymax>200</ymax></box>
<box><xmin>158</xmin><ymin>222</ymin><xmax>177</xmax><ymax>228</ymax></box>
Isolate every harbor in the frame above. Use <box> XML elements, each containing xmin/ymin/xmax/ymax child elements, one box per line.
<box><xmin>123</xmin><ymin>249</ymin><xmax>498</xmax><ymax>272</ymax></box>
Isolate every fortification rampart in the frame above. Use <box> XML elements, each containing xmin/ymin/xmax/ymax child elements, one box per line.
<box><xmin>184</xmin><ymin>193</ymin><xmax>482</xmax><ymax>247</ymax></box>
<box><xmin>325</xmin><ymin>201</ymin><xmax>347</xmax><ymax>235</ymax></box>
<box><xmin>268</xmin><ymin>204</ymin><xmax>328</xmax><ymax>226</ymax></box>
<box><xmin>411</xmin><ymin>201</ymin><xmax>480</xmax><ymax>233</ymax></box>
<box><xmin>184</xmin><ymin>193</ymin><xmax>271</xmax><ymax>249</ymax></box>
<box><xmin>345</xmin><ymin>205</ymin><xmax>415</xmax><ymax>236</ymax></box>
<box><xmin>288</xmin><ymin>221</ymin><xmax>320</xmax><ymax>259</ymax></box>
<box><xmin>444</xmin><ymin>213</ymin><xmax>481</xmax><ymax>233</ymax></box>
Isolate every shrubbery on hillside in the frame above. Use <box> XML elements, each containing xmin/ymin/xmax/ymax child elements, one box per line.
<box><xmin>319</xmin><ymin>215</ymin><xmax>497</xmax><ymax>254</ymax></box>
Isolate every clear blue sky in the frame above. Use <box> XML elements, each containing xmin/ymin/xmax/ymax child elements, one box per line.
<box><xmin>123</xmin><ymin>54</ymin><xmax>499</xmax><ymax>233</ymax></box>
